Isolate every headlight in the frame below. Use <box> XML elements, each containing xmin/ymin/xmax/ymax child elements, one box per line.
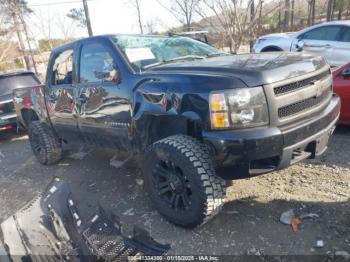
<box><xmin>209</xmin><ymin>87</ymin><xmax>269</xmax><ymax>129</ymax></box>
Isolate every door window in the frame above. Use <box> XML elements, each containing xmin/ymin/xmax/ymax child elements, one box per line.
<box><xmin>51</xmin><ymin>49</ymin><xmax>73</xmax><ymax>86</ymax></box>
<box><xmin>340</xmin><ymin>28</ymin><xmax>350</xmax><ymax>42</ymax></box>
<box><xmin>79</xmin><ymin>43</ymin><xmax>119</xmax><ymax>84</ymax></box>
<box><xmin>301</xmin><ymin>26</ymin><xmax>342</xmax><ymax>41</ymax></box>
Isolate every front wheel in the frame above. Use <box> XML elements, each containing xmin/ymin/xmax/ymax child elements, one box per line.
<box><xmin>143</xmin><ymin>135</ymin><xmax>226</xmax><ymax>228</ymax></box>
<box><xmin>28</xmin><ymin>121</ymin><xmax>62</xmax><ymax>165</ymax></box>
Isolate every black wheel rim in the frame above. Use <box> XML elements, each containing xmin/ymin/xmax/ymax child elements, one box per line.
<box><xmin>153</xmin><ymin>160</ymin><xmax>192</xmax><ymax>210</ymax></box>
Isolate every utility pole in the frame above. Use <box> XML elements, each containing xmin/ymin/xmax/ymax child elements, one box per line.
<box><xmin>82</xmin><ymin>0</ymin><xmax>93</xmax><ymax>36</ymax></box>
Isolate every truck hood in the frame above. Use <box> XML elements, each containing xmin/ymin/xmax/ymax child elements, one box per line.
<box><xmin>147</xmin><ymin>52</ymin><xmax>327</xmax><ymax>87</ymax></box>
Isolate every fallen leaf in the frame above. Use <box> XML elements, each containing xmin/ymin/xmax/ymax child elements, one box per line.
<box><xmin>291</xmin><ymin>217</ymin><xmax>301</xmax><ymax>233</ymax></box>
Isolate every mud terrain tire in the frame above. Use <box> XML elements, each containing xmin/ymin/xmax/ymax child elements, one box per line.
<box><xmin>28</xmin><ymin>121</ymin><xmax>62</xmax><ymax>165</ymax></box>
<box><xmin>143</xmin><ymin>135</ymin><xmax>226</xmax><ymax>228</ymax></box>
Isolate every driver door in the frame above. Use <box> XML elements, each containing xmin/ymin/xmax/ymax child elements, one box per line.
<box><xmin>46</xmin><ymin>48</ymin><xmax>83</xmax><ymax>144</ymax></box>
<box><xmin>76</xmin><ymin>39</ymin><xmax>132</xmax><ymax>149</ymax></box>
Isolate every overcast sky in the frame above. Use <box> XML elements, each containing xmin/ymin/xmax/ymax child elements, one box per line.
<box><xmin>26</xmin><ymin>0</ymin><xmax>181</xmax><ymax>39</ymax></box>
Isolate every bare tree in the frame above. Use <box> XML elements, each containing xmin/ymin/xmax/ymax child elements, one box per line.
<box><xmin>0</xmin><ymin>0</ymin><xmax>37</xmax><ymax>72</ymax></box>
<box><xmin>135</xmin><ymin>0</ymin><xmax>144</xmax><ymax>34</ymax></box>
<box><xmin>57</xmin><ymin>13</ymin><xmax>79</xmax><ymax>40</ymax></box>
<box><xmin>32</xmin><ymin>10</ymin><xmax>54</xmax><ymax>50</ymax></box>
<box><xmin>327</xmin><ymin>0</ymin><xmax>334</xmax><ymax>21</ymax></box>
<box><xmin>284</xmin><ymin>0</ymin><xmax>290</xmax><ymax>29</ymax></box>
<box><xmin>158</xmin><ymin>0</ymin><xmax>200</xmax><ymax>31</ymax></box>
<box><xmin>198</xmin><ymin>0</ymin><xmax>263</xmax><ymax>53</ymax></box>
<box><xmin>290</xmin><ymin>0</ymin><xmax>294</xmax><ymax>25</ymax></box>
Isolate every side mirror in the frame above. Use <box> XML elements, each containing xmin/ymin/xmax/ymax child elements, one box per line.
<box><xmin>341</xmin><ymin>67</ymin><xmax>350</xmax><ymax>77</ymax></box>
<box><xmin>295</xmin><ymin>40</ymin><xmax>305</xmax><ymax>52</ymax></box>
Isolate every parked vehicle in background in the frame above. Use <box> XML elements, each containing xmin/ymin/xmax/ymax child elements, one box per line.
<box><xmin>333</xmin><ymin>63</ymin><xmax>350</xmax><ymax>125</ymax></box>
<box><xmin>18</xmin><ymin>34</ymin><xmax>340</xmax><ymax>228</ymax></box>
<box><xmin>0</xmin><ymin>71</ymin><xmax>40</xmax><ymax>132</ymax></box>
<box><xmin>253</xmin><ymin>21</ymin><xmax>350</xmax><ymax>67</ymax></box>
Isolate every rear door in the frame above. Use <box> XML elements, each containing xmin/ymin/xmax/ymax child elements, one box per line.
<box><xmin>299</xmin><ymin>25</ymin><xmax>343</xmax><ymax>66</ymax></box>
<box><xmin>76</xmin><ymin>39</ymin><xmax>132</xmax><ymax>149</ymax></box>
<box><xmin>331</xmin><ymin>26</ymin><xmax>350</xmax><ymax>67</ymax></box>
<box><xmin>46</xmin><ymin>47</ymin><xmax>83</xmax><ymax>143</ymax></box>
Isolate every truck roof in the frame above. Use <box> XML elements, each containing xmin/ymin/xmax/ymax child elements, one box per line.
<box><xmin>0</xmin><ymin>70</ymin><xmax>35</xmax><ymax>78</ymax></box>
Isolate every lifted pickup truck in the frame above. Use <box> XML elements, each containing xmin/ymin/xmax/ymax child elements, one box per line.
<box><xmin>20</xmin><ymin>34</ymin><xmax>340</xmax><ymax>228</ymax></box>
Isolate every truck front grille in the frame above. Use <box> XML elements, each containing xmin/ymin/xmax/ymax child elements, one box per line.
<box><xmin>278</xmin><ymin>86</ymin><xmax>332</xmax><ymax>119</ymax></box>
<box><xmin>264</xmin><ymin>67</ymin><xmax>333</xmax><ymax>126</ymax></box>
<box><xmin>274</xmin><ymin>70</ymin><xmax>330</xmax><ymax>96</ymax></box>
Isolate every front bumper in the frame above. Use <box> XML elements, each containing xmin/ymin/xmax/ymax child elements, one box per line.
<box><xmin>203</xmin><ymin>95</ymin><xmax>340</xmax><ymax>179</ymax></box>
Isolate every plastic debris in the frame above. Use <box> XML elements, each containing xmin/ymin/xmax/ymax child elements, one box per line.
<box><xmin>136</xmin><ymin>179</ymin><xmax>144</xmax><ymax>186</ymax></box>
<box><xmin>300</xmin><ymin>213</ymin><xmax>319</xmax><ymax>219</ymax></box>
<box><xmin>335</xmin><ymin>251</ymin><xmax>350</xmax><ymax>260</ymax></box>
<box><xmin>122</xmin><ymin>208</ymin><xmax>135</xmax><ymax>216</ymax></box>
<box><xmin>280</xmin><ymin>209</ymin><xmax>295</xmax><ymax>225</ymax></box>
<box><xmin>315</xmin><ymin>240</ymin><xmax>324</xmax><ymax>248</ymax></box>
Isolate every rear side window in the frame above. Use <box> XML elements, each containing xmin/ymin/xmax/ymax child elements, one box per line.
<box><xmin>79</xmin><ymin>43</ymin><xmax>118</xmax><ymax>83</ymax></box>
<box><xmin>0</xmin><ymin>74</ymin><xmax>40</xmax><ymax>95</ymax></box>
<box><xmin>302</xmin><ymin>26</ymin><xmax>342</xmax><ymax>41</ymax></box>
<box><xmin>51</xmin><ymin>49</ymin><xmax>73</xmax><ymax>86</ymax></box>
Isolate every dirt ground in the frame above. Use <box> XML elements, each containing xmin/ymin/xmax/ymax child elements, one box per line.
<box><xmin>0</xmin><ymin>126</ymin><xmax>349</xmax><ymax>258</ymax></box>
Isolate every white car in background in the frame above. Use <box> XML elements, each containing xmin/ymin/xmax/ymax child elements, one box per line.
<box><xmin>253</xmin><ymin>21</ymin><xmax>350</xmax><ymax>67</ymax></box>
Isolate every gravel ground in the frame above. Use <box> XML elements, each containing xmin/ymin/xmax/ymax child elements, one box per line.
<box><xmin>0</xmin><ymin>126</ymin><xmax>349</xmax><ymax>257</ymax></box>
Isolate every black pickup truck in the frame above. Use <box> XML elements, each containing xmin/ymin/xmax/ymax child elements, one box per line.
<box><xmin>19</xmin><ymin>34</ymin><xmax>340</xmax><ymax>228</ymax></box>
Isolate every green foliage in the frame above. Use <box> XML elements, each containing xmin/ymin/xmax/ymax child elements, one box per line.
<box><xmin>67</xmin><ymin>8</ymin><xmax>87</xmax><ymax>28</ymax></box>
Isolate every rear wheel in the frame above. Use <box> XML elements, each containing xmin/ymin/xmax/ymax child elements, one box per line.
<box><xmin>261</xmin><ymin>46</ymin><xmax>283</xmax><ymax>52</ymax></box>
<box><xmin>143</xmin><ymin>135</ymin><xmax>226</xmax><ymax>228</ymax></box>
<box><xmin>28</xmin><ymin>121</ymin><xmax>62</xmax><ymax>165</ymax></box>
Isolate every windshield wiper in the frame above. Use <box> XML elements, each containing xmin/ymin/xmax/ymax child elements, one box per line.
<box><xmin>142</xmin><ymin>55</ymin><xmax>205</xmax><ymax>70</ymax></box>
